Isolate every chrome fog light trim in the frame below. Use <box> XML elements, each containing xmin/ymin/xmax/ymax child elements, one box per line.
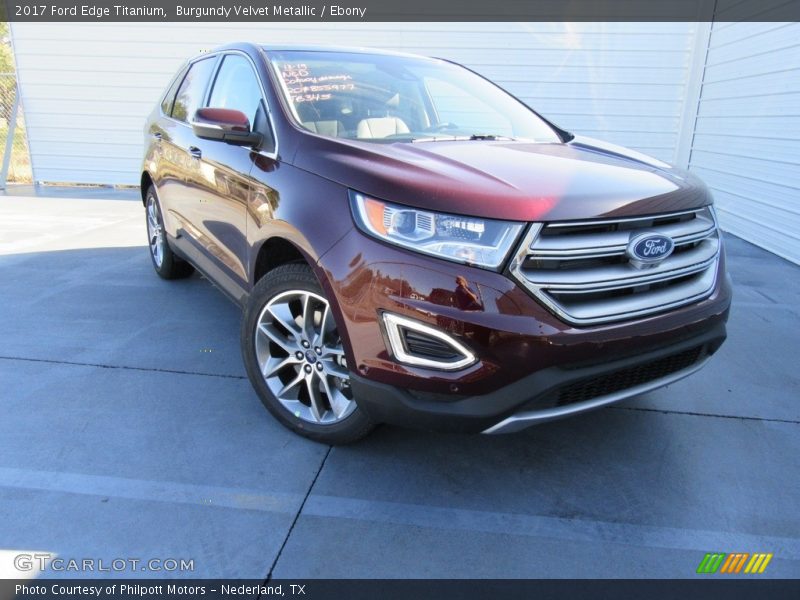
<box><xmin>382</xmin><ymin>312</ymin><xmax>477</xmax><ymax>371</ymax></box>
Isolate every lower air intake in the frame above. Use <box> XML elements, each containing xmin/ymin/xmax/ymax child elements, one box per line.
<box><xmin>557</xmin><ymin>346</ymin><xmax>703</xmax><ymax>406</ymax></box>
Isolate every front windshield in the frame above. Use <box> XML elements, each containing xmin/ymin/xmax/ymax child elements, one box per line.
<box><xmin>269</xmin><ymin>50</ymin><xmax>561</xmax><ymax>143</ymax></box>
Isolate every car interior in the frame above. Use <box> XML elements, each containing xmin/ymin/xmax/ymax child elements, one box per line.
<box><xmin>295</xmin><ymin>92</ymin><xmax>423</xmax><ymax>140</ymax></box>
<box><xmin>279</xmin><ymin>60</ymin><xmax>431</xmax><ymax>140</ymax></box>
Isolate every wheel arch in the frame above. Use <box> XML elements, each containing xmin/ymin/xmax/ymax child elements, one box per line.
<box><xmin>140</xmin><ymin>171</ymin><xmax>154</xmax><ymax>205</ymax></box>
<box><xmin>252</xmin><ymin>236</ymin><xmax>309</xmax><ymax>283</ymax></box>
<box><xmin>250</xmin><ymin>234</ymin><xmax>356</xmax><ymax>374</ymax></box>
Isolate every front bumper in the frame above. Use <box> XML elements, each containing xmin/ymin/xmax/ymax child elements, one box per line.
<box><xmin>350</xmin><ymin>320</ymin><xmax>725</xmax><ymax>433</ymax></box>
<box><xmin>317</xmin><ymin>228</ymin><xmax>732</xmax><ymax>433</ymax></box>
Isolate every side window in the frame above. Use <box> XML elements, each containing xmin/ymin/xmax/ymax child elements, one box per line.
<box><xmin>160</xmin><ymin>66</ymin><xmax>187</xmax><ymax>116</ymax></box>
<box><xmin>171</xmin><ymin>57</ymin><xmax>216</xmax><ymax>123</ymax></box>
<box><xmin>207</xmin><ymin>54</ymin><xmax>263</xmax><ymax>127</ymax></box>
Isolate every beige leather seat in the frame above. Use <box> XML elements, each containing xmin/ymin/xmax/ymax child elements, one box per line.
<box><xmin>356</xmin><ymin>117</ymin><xmax>410</xmax><ymax>139</ymax></box>
<box><xmin>302</xmin><ymin>120</ymin><xmax>346</xmax><ymax>137</ymax></box>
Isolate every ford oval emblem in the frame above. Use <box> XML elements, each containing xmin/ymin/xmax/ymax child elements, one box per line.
<box><xmin>626</xmin><ymin>232</ymin><xmax>675</xmax><ymax>267</ymax></box>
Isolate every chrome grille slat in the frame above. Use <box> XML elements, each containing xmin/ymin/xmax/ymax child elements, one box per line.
<box><xmin>529</xmin><ymin>212</ymin><xmax>716</xmax><ymax>257</ymax></box>
<box><xmin>550</xmin><ymin>268</ymin><xmax>717</xmax><ymax>322</ymax></box>
<box><xmin>522</xmin><ymin>238</ymin><xmax>718</xmax><ymax>289</ymax></box>
<box><xmin>510</xmin><ymin>207</ymin><xmax>721</xmax><ymax>325</ymax></box>
<box><xmin>543</xmin><ymin>208</ymin><xmax>703</xmax><ymax>228</ymax></box>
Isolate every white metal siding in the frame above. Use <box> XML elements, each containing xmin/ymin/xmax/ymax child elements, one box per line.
<box><xmin>10</xmin><ymin>22</ymin><xmax>695</xmax><ymax>186</ymax></box>
<box><xmin>688</xmin><ymin>22</ymin><xmax>800</xmax><ymax>264</ymax></box>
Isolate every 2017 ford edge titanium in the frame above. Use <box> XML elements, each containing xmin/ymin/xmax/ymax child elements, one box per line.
<box><xmin>141</xmin><ymin>43</ymin><xmax>731</xmax><ymax>444</ymax></box>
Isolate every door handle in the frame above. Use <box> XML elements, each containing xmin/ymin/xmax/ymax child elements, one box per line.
<box><xmin>189</xmin><ymin>146</ymin><xmax>202</xmax><ymax>159</ymax></box>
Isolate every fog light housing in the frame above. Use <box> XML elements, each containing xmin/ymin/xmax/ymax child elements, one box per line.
<box><xmin>382</xmin><ymin>313</ymin><xmax>477</xmax><ymax>371</ymax></box>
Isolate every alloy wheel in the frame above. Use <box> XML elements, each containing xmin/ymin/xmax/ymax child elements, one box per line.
<box><xmin>254</xmin><ymin>290</ymin><xmax>355</xmax><ymax>424</ymax></box>
<box><xmin>146</xmin><ymin>194</ymin><xmax>165</xmax><ymax>268</ymax></box>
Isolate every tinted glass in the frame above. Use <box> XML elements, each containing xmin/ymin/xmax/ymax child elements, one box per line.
<box><xmin>208</xmin><ymin>54</ymin><xmax>263</xmax><ymax>127</ymax></box>
<box><xmin>424</xmin><ymin>77</ymin><xmax>513</xmax><ymax>137</ymax></box>
<box><xmin>171</xmin><ymin>57</ymin><xmax>216</xmax><ymax>123</ymax></box>
<box><xmin>270</xmin><ymin>51</ymin><xmax>559</xmax><ymax>143</ymax></box>
<box><xmin>160</xmin><ymin>66</ymin><xmax>187</xmax><ymax>116</ymax></box>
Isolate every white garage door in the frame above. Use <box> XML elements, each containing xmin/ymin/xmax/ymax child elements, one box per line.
<box><xmin>687</xmin><ymin>22</ymin><xmax>800</xmax><ymax>265</ymax></box>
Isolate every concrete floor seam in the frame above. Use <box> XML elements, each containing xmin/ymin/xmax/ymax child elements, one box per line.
<box><xmin>265</xmin><ymin>446</ymin><xmax>333</xmax><ymax>585</ymax></box>
<box><xmin>0</xmin><ymin>355</ymin><xmax>247</xmax><ymax>380</ymax></box>
<box><xmin>610</xmin><ymin>405</ymin><xmax>800</xmax><ymax>425</ymax></box>
<box><xmin>3</xmin><ymin>355</ymin><xmax>796</xmax><ymax>426</ymax></box>
<box><xmin>3</xmin><ymin>355</ymin><xmax>795</xmax><ymax>425</ymax></box>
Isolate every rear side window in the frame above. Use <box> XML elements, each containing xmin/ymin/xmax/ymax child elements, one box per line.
<box><xmin>160</xmin><ymin>66</ymin><xmax>187</xmax><ymax>116</ymax></box>
<box><xmin>208</xmin><ymin>54</ymin><xmax>263</xmax><ymax>127</ymax></box>
<box><xmin>171</xmin><ymin>57</ymin><xmax>216</xmax><ymax>123</ymax></box>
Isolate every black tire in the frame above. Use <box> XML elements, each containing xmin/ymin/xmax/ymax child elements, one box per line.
<box><xmin>144</xmin><ymin>185</ymin><xmax>194</xmax><ymax>280</ymax></box>
<box><xmin>241</xmin><ymin>263</ymin><xmax>375</xmax><ymax>444</ymax></box>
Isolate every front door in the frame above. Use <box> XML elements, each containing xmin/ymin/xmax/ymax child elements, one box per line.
<box><xmin>183</xmin><ymin>53</ymin><xmax>271</xmax><ymax>301</ymax></box>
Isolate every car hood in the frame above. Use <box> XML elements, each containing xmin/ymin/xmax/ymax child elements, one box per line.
<box><xmin>292</xmin><ymin>134</ymin><xmax>711</xmax><ymax>222</ymax></box>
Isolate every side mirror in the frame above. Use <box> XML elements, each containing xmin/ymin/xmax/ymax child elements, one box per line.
<box><xmin>191</xmin><ymin>108</ymin><xmax>263</xmax><ymax>147</ymax></box>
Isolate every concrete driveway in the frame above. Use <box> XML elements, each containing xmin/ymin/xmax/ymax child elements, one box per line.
<box><xmin>1</xmin><ymin>192</ymin><xmax>798</xmax><ymax>579</ymax></box>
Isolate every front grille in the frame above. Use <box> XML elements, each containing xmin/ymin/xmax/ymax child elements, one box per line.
<box><xmin>556</xmin><ymin>346</ymin><xmax>703</xmax><ymax>406</ymax></box>
<box><xmin>510</xmin><ymin>207</ymin><xmax>721</xmax><ymax>325</ymax></box>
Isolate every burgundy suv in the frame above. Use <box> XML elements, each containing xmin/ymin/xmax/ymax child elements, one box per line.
<box><xmin>141</xmin><ymin>43</ymin><xmax>731</xmax><ymax>443</ymax></box>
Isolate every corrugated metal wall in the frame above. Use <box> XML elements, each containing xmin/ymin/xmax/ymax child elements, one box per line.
<box><xmin>9</xmin><ymin>22</ymin><xmax>696</xmax><ymax>185</ymax></box>
<box><xmin>687</xmin><ymin>22</ymin><xmax>800</xmax><ymax>264</ymax></box>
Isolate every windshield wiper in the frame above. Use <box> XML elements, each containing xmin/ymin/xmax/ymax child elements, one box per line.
<box><xmin>411</xmin><ymin>134</ymin><xmax>518</xmax><ymax>143</ymax></box>
<box><xmin>468</xmin><ymin>134</ymin><xmax>516</xmax><ymax>141</ymax></box>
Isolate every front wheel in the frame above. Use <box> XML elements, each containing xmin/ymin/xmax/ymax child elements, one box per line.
<box><xmin>241</xmin><ymin>263</ymin><xmax>375</xmax><ymax>444</ymax></box>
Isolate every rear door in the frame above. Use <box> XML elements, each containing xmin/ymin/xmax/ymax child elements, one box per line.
<box><xmin>158</xmin><ymin>56</ymin><xmax>219</xmax><ymax>248</ymax></box>
<box><xmin>147</xmin><ymin>64</ymin><xmax>187</xmax><ymax>209</ymax></box>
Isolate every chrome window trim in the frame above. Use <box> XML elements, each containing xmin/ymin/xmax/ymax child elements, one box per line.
<box><xmin>188</xmin><ymin>121</ymin><xmax>224</xmax><ymax>131</ymax></box>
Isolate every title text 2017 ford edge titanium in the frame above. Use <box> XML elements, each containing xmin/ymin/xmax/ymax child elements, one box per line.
<box><xmin>141</xmin><ymin>44</ymin><xmax>731</xmax><ymax>444</ymax></box>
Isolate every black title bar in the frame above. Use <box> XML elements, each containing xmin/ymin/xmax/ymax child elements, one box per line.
<box><xmin>2</xmin><ymin>579</ymin><xmax>800</xmax><ymax>600</ymax></box>
<box><xmin>3</xmin><ymin>0</ymin><xmax>800</xmax><ymax>22</ymax></box>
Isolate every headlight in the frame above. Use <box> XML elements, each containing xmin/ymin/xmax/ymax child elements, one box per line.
<box><xmin>349</xmin><ymin>192</ymin><xmax>524</xmax><ymax>269</ymax></box>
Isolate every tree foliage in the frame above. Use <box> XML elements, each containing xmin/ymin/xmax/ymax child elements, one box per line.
<box><xmin>1</xmin><ymin>22</ymin><xmax>16</xmax><ymax>122</ymax></box>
